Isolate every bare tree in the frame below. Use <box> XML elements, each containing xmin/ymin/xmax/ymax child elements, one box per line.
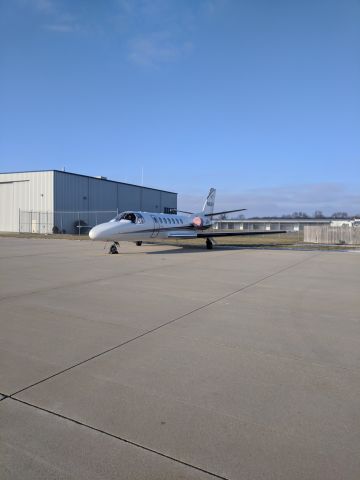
<box><xmin>291</xmin><ymin>211</ymin><xmax>309</xmax><ymax>219</ymax></box>
<box><xmin>331</xmin><ymin>212</ymin><xmax>348</xmax><ymax>219</ymax></box>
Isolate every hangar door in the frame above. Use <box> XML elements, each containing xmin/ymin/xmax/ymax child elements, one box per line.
<box><xmin>0</xmin><ymin>183</ymin><xmax>14</xmax><ymax>231</ymax></box>
<box><xmin>0</xmin><ymin>181</ymin><xmax>29</xmax><ymax>232</ymax></box>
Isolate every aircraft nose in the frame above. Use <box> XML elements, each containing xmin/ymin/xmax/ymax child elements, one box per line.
<box><xmin>89</xmin><ymin>225</ymin><xmax>101</xmax><ymax>240</ymax></box>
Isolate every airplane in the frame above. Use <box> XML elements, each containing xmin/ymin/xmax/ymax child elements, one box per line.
<box><xmin>89</xmin><ymin>188</ymin><xmax>287</xmax><ymax>253</ymax></box>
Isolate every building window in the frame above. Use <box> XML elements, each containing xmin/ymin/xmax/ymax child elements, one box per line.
<box><xmin>164</xmin><ymin>207</ymin><xmax>176</xmax><ymax>214</ymax></box>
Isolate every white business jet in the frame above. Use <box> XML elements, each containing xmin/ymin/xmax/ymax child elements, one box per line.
<box><xmin>89</xmin><ymin>188</ymin><xmax>286</xmax><ymax>253</ymax></box>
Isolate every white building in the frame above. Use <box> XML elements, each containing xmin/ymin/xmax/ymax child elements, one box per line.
<box><xmin>0</xmin><ymin>170</ymin><xmax>177</xmax><ymax>233</ymax></box>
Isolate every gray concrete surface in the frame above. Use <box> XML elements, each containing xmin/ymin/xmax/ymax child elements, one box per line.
<box><xmin>1</xmin><ymin>237</ymin><xmax>360</xmax><ymax>479</ymax></box>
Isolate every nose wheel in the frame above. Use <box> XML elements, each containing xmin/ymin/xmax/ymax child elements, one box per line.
<box><xmin>109</xmin><ymin>242</ymin><xmax>119</xmax><ymax>254</ymax></box>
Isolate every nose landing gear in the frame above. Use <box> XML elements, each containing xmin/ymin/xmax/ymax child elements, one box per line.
<box><xmin>109</xmin><ymin>242</ymin><xmax>119</xmax><ymax>254</ymax></box>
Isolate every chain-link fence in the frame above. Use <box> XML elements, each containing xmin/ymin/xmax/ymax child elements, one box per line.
<box><xmin>19</xmin><ymin>210</ymin><xmax>118</xmax><ymax>235</ymax></box>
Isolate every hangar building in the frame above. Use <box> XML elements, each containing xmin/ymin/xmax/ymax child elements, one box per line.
<box><xmin>0</xmin><ymin>170</ymin><xmax>177</xmax><ymax>234</ymax></box>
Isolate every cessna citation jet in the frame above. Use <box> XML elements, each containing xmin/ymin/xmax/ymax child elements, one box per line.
<box><xmin>89</xmin><ymin>188</ymin><xmax>286</xmax><ymax>253</ymax></box>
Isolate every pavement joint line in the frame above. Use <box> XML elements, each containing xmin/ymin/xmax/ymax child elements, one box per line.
<box><xmin>10</xmin><ymin>252</ymin><xmax>320</xmax><ymax>398</ymax></box>
<box><xmin>10</xmin><ymin>397</ymin><xmax>230</xmax><ymax>480</ymax></box>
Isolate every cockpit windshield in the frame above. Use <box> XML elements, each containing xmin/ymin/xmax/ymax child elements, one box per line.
<box><xmin>114</xmin><ymin>212</ymin><xmax>144</xmax><ymax>224</ymax></box>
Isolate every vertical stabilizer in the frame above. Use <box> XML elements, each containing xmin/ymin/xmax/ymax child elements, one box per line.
<box><xmin>202</xmin><ymin>188</ymin><xmax>216</xmax><ymax>216</ymax></box>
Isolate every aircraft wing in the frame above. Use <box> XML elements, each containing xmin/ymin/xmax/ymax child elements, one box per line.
<box><xmin>167</xmin><ymin>230</ymin><xmax>287</xmax><ymax>239</ymax></box>
<box><xmin>196</xmin><ymin>230</ymin><xmax>287</xmax><ymax>238</ymax></box>
<box><xmin>167</xmin><ymin>232</ymin><xmax>198</xmax><ymax>239</ymax></box>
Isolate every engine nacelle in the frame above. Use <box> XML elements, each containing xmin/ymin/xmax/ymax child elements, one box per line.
<box><xmin>192</xmin><ymin>216</ymin><xmax>204</xmax><ymax>228</ymax></box>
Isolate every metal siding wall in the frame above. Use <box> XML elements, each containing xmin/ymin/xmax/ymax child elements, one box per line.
<box><xmin>160</xmin><ymin>192</ymin><xmax>177</xmax><ymax>212</ymax></box>
<box><xmin>0</xmin><ymin>172</ymin><xmax>53</xmax><ymax>231</ymax></box>
<box><xmin>88</xmin><ymin>178</ymin><xmax>117</xmax><ymax>210</ymax></box>
<box><xmin>117</xmin><ymin>184</ymin><xmax>141</xmax><ymax>211</ymax></box>
<box><xmin>141</xmin><ymin>189</ymin><xmax>161</xmax><ymax>212</ymax></box>
<box><xmin>54</xmin><ymin>172</ymin><xmax>176</xmax><ymax>215</ymax></box>
<box><xmin>54</xmin><ymin>171</ymin><xmax>89</xmax><ymax>211</ymax></box>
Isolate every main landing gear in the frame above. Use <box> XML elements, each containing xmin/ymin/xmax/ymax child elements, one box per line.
<box><xmin>109</xmin><ymin>242</ymin><xmax>119</xmax><ymax>254</ymax></box>
<box><xmin>206</xmin><ymin>238</ymin><xmax>214</xmax><ymax>250</ymax></box>
<box><xmin>135</xmin><ymin>241</ymin><xmax>142</xmax><ymax>246</ymax></box>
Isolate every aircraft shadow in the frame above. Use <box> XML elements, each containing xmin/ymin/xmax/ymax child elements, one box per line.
<box><xmin>143</xmin><ymin>245</ymin><xmax>249</xmax><ymax>255</ymax></box>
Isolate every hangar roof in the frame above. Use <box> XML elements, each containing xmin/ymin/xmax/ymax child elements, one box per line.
<box><xmin>0</xmin><ymin>170</ymin><xmax>177</xmax><ymax>195</ymax></box>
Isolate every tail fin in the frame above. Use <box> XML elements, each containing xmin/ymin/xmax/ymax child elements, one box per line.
<box><xmin>202</xmin><ymin>188</ymin><xmax>216</xmax><ymax>216</ymax></box>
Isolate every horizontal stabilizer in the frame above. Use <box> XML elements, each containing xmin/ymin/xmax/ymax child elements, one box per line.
<box><xmin>176</xmin><ymin>210</ymin><xmax>194</xmax><ymax>215</ymax></box>
<box><xmin>204</xmin><ymin>208</ymin><xmax>247</xmax><ymax>217</ymax></box>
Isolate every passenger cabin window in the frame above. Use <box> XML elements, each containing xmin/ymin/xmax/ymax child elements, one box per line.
<box><xmin>180</xmin><ymin>219</ymin><xmax>183</xmax><ymax>224</ymax></box>
<box><xmin>159</xmin><ymin>217</ymin><xmax>163</xmax><ymax>223</ymax></box>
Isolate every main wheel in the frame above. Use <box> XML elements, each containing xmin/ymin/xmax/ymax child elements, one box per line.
<box><xmin>135</xmin><ymin>241</ymin><xmax>143</xmax><ymax>246</ymax></box>
<box><xmin>206</xmin><ymin>238</ymin><xmax>213</xmax><ymax>250</ymax></box>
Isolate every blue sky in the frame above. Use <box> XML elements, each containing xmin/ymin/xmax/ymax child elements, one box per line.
<box><xmin>1</xmin><ymin>0</ymin><xmax>359</xmax><ymax>215</ymax></box>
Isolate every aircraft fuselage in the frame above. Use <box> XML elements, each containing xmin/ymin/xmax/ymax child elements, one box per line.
<box><xmin>89</xmin><ymin>211</ymin><xmax>211</xmax><ymax>242</ymax></box>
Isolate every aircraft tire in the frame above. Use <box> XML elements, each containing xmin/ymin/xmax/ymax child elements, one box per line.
<box><xmin>206</xmin><ymin>238</ymin><xmax>213</xmax><ymax>250</ymax></box>
<box><xmin>135</xmin><ymin>241</ymin><xmax>143</xmax><ymax>246</ymax></box>
<box><xmin>109</xmin><ymin>244</ymin><xmax>118</xmax><ymax>254</ymax></box>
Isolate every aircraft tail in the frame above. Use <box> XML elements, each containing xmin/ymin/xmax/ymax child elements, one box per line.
<box><xmin>202</xmin><ymin>188</ymin><xmax>216</xmax><ymax>216</ymax></box>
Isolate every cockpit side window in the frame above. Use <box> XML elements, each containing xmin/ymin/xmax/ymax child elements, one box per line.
<box><xmin>115</xmin><ymin>212</ymin><xmax>140</xmax><ymax>223</ymax></box>
<box><xmin>136</xmin><ymin>213</ymin><xmax>144</xmax><ymax>224</ymax></box>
